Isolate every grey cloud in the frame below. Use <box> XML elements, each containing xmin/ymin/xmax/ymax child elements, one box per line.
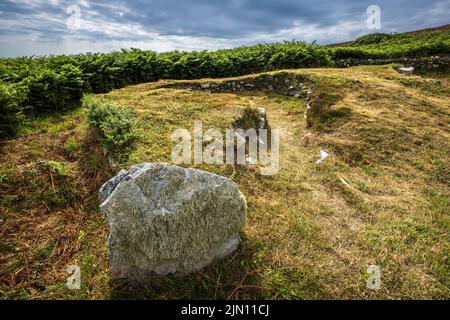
<box><xmin>0</xmin><ymin>0</ymin><xmax>448</xmax><ymax>57</ymax></box>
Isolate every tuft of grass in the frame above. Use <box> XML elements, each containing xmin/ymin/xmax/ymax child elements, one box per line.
<box><xmin>397</xmin><ymin>77</ymin><xmax>450</xmax><ymax>96</ymax></box>
<box><xmin>305</xmin><ymin>77</ymin><xmax>347</xmax><ymax>129</ymax></box>
<box><xmin>83</xmin><ymin>95</ymin><xmax>138</xmax><ymax>161</ymax></box>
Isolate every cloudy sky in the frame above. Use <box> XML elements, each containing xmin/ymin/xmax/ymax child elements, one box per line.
<box><xmin>0</xmin><ymin>0</ymin><xmax>448</xmax><ymax>57</ymax></box>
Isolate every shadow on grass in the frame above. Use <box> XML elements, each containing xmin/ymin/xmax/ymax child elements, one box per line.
<box><xmin>109</xmin><ymin>235</ymin><xmax>265</xmax><ymax>300</ymax></box>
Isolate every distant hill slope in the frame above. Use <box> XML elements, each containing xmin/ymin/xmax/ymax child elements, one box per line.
<box><xmin>405</xmin><ymin>23</ymin><xmax>450</xmax><ymax>34</ymax></box>
<box><xmin>329</xmin><ymin>26</ymin><xmax>450</xmax><ymax>67</ymax></box>
<box><xmin>329</xmin><ymin>24</ymin><xmax>450</xmax><ymax>47</ymax></box>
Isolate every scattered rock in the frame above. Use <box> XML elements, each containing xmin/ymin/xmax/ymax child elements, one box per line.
<box><xmin>397</xmin><ymin>66</ymin><xmax>414</xmax><ymax>75</ymax></box>
<box><xmin>287</xmin><ymin>86</ymin><xmax>302</xmax><ymax>98</ymax></box>
<box><xmin>315</xmin><ymin>150</ymin><xmax>329</xmax><ymax>164</ymax></box>
<box><xmin>99</xmin><ymin>163</ymin><xmax>247</xmax><ymax>280</ymax></box>
<box><xmin>257</xmin><ymin>107</ymin><xmax>267</xmax><ymax>129</ymax></box>
<box><xmin>200</xmin><ymin>83</ymin><xmax>210</xmax><ymax>89</ymax></box>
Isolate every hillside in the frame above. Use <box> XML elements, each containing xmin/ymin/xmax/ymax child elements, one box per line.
<box><xmin>331</xmin><ymin>28</ymin><xmax>450</xmax><ymax>63</ymax></box>
<box><xmin>329</xmin><ymin>23</ymin><xmax>450</xmax><ymax>47</ymax></box>
<box><xmin>1</xmin><ymin>65</ymin><xmax>449</xmax><ymax>299</ymax></box>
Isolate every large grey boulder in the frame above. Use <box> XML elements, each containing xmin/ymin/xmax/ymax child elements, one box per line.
<box><xmin>99</xmin><ymin>163</ymin><xmax>246</xmax><ymax>280</ymax></box>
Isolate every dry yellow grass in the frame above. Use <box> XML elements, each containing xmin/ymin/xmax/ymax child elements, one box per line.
<box><xmin>0</xmin><ymin>65</ymin><xmax>449</xmax><ymax>299</ymax></box>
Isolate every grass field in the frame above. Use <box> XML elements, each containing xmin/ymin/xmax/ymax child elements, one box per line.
<box><xmin>0</xmin><ymin>65</ymin><xmax>449</xmax><ymax>299</ymax></box>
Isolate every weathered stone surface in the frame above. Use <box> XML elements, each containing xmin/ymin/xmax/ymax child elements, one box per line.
<box><xmin>99</xmin><ymin>163</ymin><xmax>247</xmax><ymax>280</ymax></box>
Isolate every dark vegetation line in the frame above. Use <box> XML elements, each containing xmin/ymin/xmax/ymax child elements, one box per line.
<box><xmin>1</xmin><ymin>29</ymin><xmax>449</xmax><ymax>137</ymax></box>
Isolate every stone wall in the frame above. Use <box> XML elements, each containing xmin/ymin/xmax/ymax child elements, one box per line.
<box><xmin>161</xmin><ymin>71</ymin><xmax>313</xmax><ymax>97</ymax></box>
<box><xmin>335</xmin><ymin>55</ymin><xmax>450</xmax><ymax>70</ymax></box>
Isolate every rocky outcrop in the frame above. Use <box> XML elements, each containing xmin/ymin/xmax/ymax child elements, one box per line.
<box><xmin>99</xmin><ymin>163</ymin><xmax>247</xmax><ymax>280</ymax></box>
